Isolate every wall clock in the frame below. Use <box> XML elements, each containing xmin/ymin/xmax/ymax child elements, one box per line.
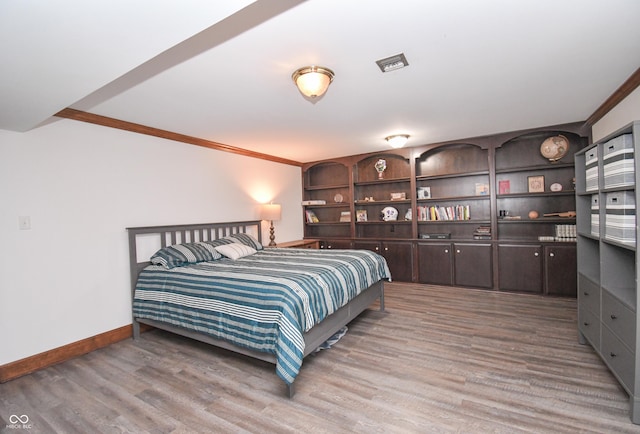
<box><xmin>540</xmin><ymin>135</ymin><xmax>569</xmax><ymax>162</ymax></box>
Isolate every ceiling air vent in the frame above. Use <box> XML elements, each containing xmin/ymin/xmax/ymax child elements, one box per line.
<box><xmin>376</xmin><ymin>53</ymin><xmax>409</xmax><ymax>73</ymax></box>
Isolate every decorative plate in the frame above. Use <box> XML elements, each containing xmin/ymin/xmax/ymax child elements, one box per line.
<box><xmin>550</xmin><ymin>182</ymin><xmax>563</xmax><ymax>192</ymax></box>
<box><xmin>334</xmin><ymin>193</ymin><xmax>344</xmax><ymax>203</ymax></box>
<box><xmin>381</xmin><ymin>206</ymin><xmax>398</xmax><ymax>221</ymax></box>
<box><xmin>540</xmin><ymin>135</ymin><xmax>569</xmax><ymax>162</ymax></box>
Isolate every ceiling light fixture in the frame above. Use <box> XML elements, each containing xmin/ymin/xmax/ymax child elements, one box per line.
<box><xmin>292</xmin><ymin>66</ymin><xmax>335</xmax><ymax>99</ymax></box>
<box><xmin>385</xmin><ymin>134</ymin><xmax>410</xmax><ymax>148</ymax></box>
<box><xmin>376</xmin><ymin>53</ymin><xmax>409</xmax><ymax>73</ymax></box>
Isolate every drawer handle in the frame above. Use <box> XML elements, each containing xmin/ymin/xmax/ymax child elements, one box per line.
<box><xmin>610</xmin><ymin>314</ymin><xmax>617</xmax><ymax>320</ymax></box>
<box><xmin>610</xmin><ymin>352</ymin><xmax>617</xmax><ymax>358</ymax></box>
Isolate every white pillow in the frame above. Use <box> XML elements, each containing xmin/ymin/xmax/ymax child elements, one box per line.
<box><xmin>215</xmin><ymin>243</ymin><xmax>257</xmax><ymax>260</ymax></box>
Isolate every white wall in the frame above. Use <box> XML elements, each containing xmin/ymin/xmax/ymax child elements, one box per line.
<box><xmin>0</xmin><ymin>119</ymin><xmax>302</xmax><ymax>365</ymax></box>
<box><xmin>592</xmin><ymin>86</ymin><xmax>640</xmax><ymax>140</ymax></box>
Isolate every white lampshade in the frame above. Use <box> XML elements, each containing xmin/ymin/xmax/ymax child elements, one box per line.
<box><xmin>385</xmin><ymin>134</ymin><xmax>410</xmax><ymax>148</ymax></box>
<box><xmin>292</xmin><ymin>66</ymin><xmax>334</xmax><ymax>98</ymax></box>
<box><xmin>260</xmin><ymin>203</ymin><xmax>281</xmax><ymax>221</ymax></box>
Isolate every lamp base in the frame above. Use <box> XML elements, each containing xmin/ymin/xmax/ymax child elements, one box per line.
<box><xmin>268</xmin><ymin>220</ymin><xmax>276</xmax><ymax>247</ymax></box>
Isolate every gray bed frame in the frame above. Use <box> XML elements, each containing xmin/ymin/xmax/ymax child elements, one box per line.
<box><xmin>127</xmin><ymin>220</ymin><xmax>385</xmax><ymax>397</ymax></box>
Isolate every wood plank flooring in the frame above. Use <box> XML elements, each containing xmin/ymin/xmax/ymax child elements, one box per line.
<box><xmin>2</xmin><ymin>282</ymin><xmax>640</xmax><ymax>433</ymax></box>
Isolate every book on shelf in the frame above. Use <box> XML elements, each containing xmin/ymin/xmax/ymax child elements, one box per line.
<box><xmin>416</xmin><ymin>205</ymin><xmax>471</xmax><ymax>221</ymax></box>
<box><xmin>302</xmin><ymin>200</ymin><xmax>326</xmax><ymax>205</ymax></box>
<box><xmin>475</xmin><ymin>183</ymin><xmax>489</xmax><ymax>195</ymax></box>
<box><xmin>339</xmin><ymin>211</ymin><xmax>351</xmax><ymax>222</ymax></box>
<box><xmin>420</xmin><ymin>233</ymin><xmax>451</xmax><ymax>239</ymax></box>
<box><xmin>305</xmin><ymin>210</ymin><xmax>319</xmax><ymax>223</ymax></box>
<box><xmin>498</xmin><ymin>180</ymin><xmax>510</xmax><ymax>194</ymax></box>
<box><xmin>473</xmin><ymin>225</ymin><xmax>492</xmax><ymax>240</ymax></box>
<box><xmin>356</xmin><ymin>209</ymin><xmax>368</xmax><ymax>222</ymax></box>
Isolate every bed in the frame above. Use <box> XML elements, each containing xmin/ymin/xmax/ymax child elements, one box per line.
<box><xmin>127</xmin><ymin>220</ymin><xmax>390</xmax><ymax>397</ymax></box>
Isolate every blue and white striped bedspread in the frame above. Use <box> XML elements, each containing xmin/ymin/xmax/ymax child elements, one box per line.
<box><xmin>132</xmin><ymin>248</ymin><xmax>391</xmax><ymax>384</ymax></box>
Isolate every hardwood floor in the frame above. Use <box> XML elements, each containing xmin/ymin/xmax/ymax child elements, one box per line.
<box><xmin>2</xmin><ymin>282</ymin><xmax>640</xmax><ymax>433</ymax></box>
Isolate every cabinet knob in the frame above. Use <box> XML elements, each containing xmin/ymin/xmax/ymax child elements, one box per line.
<box><xmin>583</xmin><ymin>291</ymin><xmax>589</xmax><ymax>296</ymax></box>
<box><xmin>375</xmin><ymin>246</ymin><xmax>379</xmax><ymax>251</ymax></box>
<box><xmin>549</xmin><ymin>252</ymin><xmax>555</xmax><ymax>257</ymax></box>
<box><xmin>384</xmin><ymin>247</ymin><xmax>389</xmax><ymax>251</ymax></box>
<box><xmin>456</xmin><ymin>249</ymin><xmax>461</xmax><ymax>254</ymax></box>
<box><xmin>583</xmin><ymin>321</ymin><xmax>590</xmax><ymax>326</ymax></box>
<box><xmin>534</xmin><ymin>252</ymin><xmax>539</xmax><ymax>257</ymax></box>
<box><xmin>444</xmin><ymin>249</ymin><xmax>449</xmax><ymax>253</ymax></box>
<box><xmin>610</xmin><ymin>352</ymin><xmax>617</xmax><ymax>358</ymax></box>
<box><xmin>610</xmin><ymin>314</ymin><xmax>617</xmax><ymax>320</ymax></box>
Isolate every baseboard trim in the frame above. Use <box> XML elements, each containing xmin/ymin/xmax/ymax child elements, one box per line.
<box><xmin>0</xmin><ymin>324</ymin><xmax>144</xmax><ymax>383</ymax></box>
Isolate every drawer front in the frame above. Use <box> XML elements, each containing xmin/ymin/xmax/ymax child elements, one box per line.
<box><xmin>601</xmin><ymin>327</ymin><xmax>635</xmax><ymax>393</ymax></box>
<box><xmin>578</xmin><ymin>308</ymin><xmax>600</xmax><ymax>349</ymax></box>
<box><xmin>602</xmin><ymin>290</ymin><xmax>636</xmax><ymax>350</ymax></box>
<box><xmin>578</xmin><ymin>274</ymin><xmax>600</xmax><ymax>315</ymax></box>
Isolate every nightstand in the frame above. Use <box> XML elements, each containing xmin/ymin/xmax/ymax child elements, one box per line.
<box><xmin>275</xmin><ymin>239</ymin><xmax>320</xmax><ymax>249</ymax></box>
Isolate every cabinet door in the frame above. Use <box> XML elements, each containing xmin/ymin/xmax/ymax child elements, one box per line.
<box><xmin>354</xmin><ymin>241</ymin><xmax>413</xmax><ymax>282</ymax></box>
<box><xmin>352</xmin><ymin>241</ymin><xmax>381</xmax><ymax>253</ymax></box>
<box><xmin>320</xmin><ymin>239</ymin><xmax>352</xmax><ymax>249</ymax></box>
<box><xmin>544</xmin><ymin>244</ymin><xmax>577</xmax><ymax>296</ymax></box>
<box><xmin>417</xmin><ymin>243</ymin><xmax>453</xmax><ymax>285</ymax></box>
<box><xmin>454</xmin><ymin>243</ymin><xmax>492</xmax><ymax>288</ymax></box>
<box><xmin>498</xmin><ymin>244</ymin><xmax>542</xmax><ymax>293</ymax></box>
<box><xmin>381</xmin><ymin>241</ymin><xmax>413</xmax><ymax>282</ymax></box>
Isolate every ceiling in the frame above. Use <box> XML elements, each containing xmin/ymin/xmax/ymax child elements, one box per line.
<box><xmin>2</xmin><ymin>0</ymin><xmax>640</xmax><ymax>164</ymax></box>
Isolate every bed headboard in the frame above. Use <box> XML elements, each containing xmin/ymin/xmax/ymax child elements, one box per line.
<box><xmin>126</xmin><ymin>220</ymin><xmax>262</xmax><ymax>297</ymax></box>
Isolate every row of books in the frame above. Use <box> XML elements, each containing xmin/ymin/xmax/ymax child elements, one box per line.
<box><xmin>417</xmin><ymin>205</ymin><xmax>471</xmax><ymax>221</ymax></box>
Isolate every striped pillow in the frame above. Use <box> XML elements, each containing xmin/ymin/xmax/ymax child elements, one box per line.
<box><xmin>215</xmin><ymin>243</ymin><xmax>257</xmax><ymax>260</ymax></box>
<box><xmin>223</xmin><ymin>233</ymin><xmax>263</xmax><ymax>250</ymax></box>
<box><xmin>150</xmin><ymin>242</ymin><xmax>222</xmax><ymax>269</ymax></box>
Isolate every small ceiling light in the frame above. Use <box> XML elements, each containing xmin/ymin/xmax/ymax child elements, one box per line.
<box><xmin>292</xmin><ymin>66</ymin><xmax>335</xmax><ymax>99</ymax></box>
<box><xmin>385</xmin><ymin>134</ymin><xmax>410</xmax><ymax>148</ymax></box>
<box><xmin>376</xmin><ymin>53</ymin><xmax>409</xmax><ymax>73</ymax></box>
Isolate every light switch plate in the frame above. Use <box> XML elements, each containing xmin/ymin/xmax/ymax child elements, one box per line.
<box><xmin>18</xmin><ymin>216</ymin><xmax>31</xmax><ymax>230</ymax></box>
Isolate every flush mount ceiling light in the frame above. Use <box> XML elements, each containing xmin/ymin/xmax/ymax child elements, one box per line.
<box><xmin>292</xmin><ymin>66</ymin><xmax>335</xmax><ymax>99</ymax></box>
<box><xmin>376</xmin><ymin>53</ymin><xmax>409</xmax><ymax>73</ymax></box>
<box><xmin>385</xmin><ymin>134</ymin><xmax>410</xmax><ymax>148</ymax></box>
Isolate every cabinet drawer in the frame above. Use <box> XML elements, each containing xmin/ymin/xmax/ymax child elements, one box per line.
<box><xmin>578</xmin><ymin>308</ymin><xmax>600</xmax><ymax>349</ymax></box>
<box><xmin>578</xmin><ymin>274</ymin><xmax>600</xmax><ymax>314</ymax></box>
<box><xmin>602</xmin><ymin>290</ymin><xmax>636</xmax><ymax>350</ymax></box>
<box><xmin>601</xmin><ymin>327</ymin><xmax>635</xmax><ymax>394</ymax></box>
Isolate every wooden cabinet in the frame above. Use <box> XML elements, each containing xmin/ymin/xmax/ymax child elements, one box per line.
<box><xmin>498</xmin><ymin>243</ymin><xmax>576</xmax><ymax>295</ymax></box>
<box><xmin>319</xmin><ymin>239</ymin><xmax>352</xmax><ymax>250</ymax></box>
<box><xmin>277</xmin><ymin>239</ymin><xmax>320</xmax><ymax>249</ymax></box>
<box><xmin>418</xmin><ymin>242</ymin><xmax>492</xmax><ymax>288</ymax></box>
<box><xmin>417</xmin><ymin>243</ymin><xmax>453</xmax><ymax>285</ymax></box>
<box><xmin>301</xmin><ymin>121</ymin><xmax>588</xmax><ymax>289</ymax></box>
<box><xmin>453</xmin><ymin>243</ymin><xmax>492</xmax><ymax>288</ymax></box>
<box><xmin>353</xmin><ymin>240</ymin><xmax>413</xmax><ymax>282</ymax></box>
<box><xmin>544</xmin><ymin>244</ymin><xmax>576</xmax><ymax>296</ymax></box>
<box><xmin>575</xmin><ymin>120</ymin><xmax>639</xmax><ymax>423</ymax></box>
<box><xmin>498</xmin><ymin>244</ymin><xmax>543</xmax><ymax>293</ymax></box>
